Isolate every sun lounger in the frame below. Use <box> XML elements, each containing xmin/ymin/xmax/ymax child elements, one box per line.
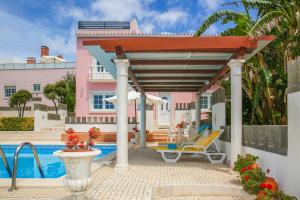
<box><xmin>153</xmin><ymin>129</ymin><xmax>226</xmax><ymax>164</ymax></box>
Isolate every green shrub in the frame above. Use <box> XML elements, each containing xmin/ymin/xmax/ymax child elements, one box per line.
<box><xmin>0</xmin><ymin>117</ymin><xmax>34</xmax><ymax>131</ymax></box>
<box><xmin>234</xmin><ymin>154</ymin><xmax>258</xmax><ymax>173</ymax></box>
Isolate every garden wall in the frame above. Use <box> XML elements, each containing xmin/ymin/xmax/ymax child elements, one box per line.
<box><xmin>218</xmin><ymin>126</ymin><xmax>288</xmax><ymax>193</ymax></box>
<box><xmin>34</xmin><ymin>103</ymin><xmax>67</xmax><ymax>131</ymax></box>
<box><xmin>65</xmin><ymin>116</ymin><xmax>137</xmax><ymax>132</ymax></box>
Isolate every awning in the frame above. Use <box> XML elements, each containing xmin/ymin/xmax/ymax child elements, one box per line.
<box><xmin>83</xmin><ymin>35</ymin><xmax>274</xmax><ymax>93</ymax></box>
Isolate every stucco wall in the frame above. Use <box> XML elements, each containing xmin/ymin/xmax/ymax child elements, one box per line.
<box><xmin>0</xmin><ymin>68</ymin><xmax>75</xmax><ymax>106</ymax></box>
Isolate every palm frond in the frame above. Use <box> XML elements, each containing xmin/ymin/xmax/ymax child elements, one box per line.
<box><xmin>194</xmin><ymin>10</ymin><xmax>247</xmax><ymax>36</ymax></box>
<box><xmin>248</xmin><ymin>11</ymin><xmax>283</xmax><ymax>36</ymax></box>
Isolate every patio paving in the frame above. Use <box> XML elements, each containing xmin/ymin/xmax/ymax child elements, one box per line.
<box><xmin>0</xmin><ymin>147</ymin><xmax>254</xmax><ymax>200</ymax></box>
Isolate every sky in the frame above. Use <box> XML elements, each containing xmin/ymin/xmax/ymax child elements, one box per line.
<box><xmin>0</xmin><ymin>0</ymin><xmax>243</xmax><ymax>63</ymax></box>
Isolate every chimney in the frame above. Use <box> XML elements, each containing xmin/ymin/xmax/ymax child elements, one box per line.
<box><xmin>57</xmin><ymin>54</ymin><xmax>64</xmax><ymax>59</ymax></box>
<box><xmin>41</xmin><ymin>45</ymin><xmax>49</xmax><ymax>57</ymax></box>
<box><xmin>27</xmin><ymin>57</ymin><xmax>36</xmax><ymax>64</ymax></box>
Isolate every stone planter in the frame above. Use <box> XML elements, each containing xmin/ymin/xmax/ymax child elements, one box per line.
<box><xmin>54</xmin><ymin>149</ymin><xmax>101</xmax><ymax>192</ymax></box>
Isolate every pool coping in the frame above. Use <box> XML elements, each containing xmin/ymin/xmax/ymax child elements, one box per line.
<box><xmin>0</xmin><ymin>142</ymin><xmax>116</xmax><ymax>189</ymax></box>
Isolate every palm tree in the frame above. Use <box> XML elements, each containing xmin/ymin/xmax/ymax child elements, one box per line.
<box><xmin>195</xmin><ymin>0</ymin><xmax>300</xmax><ymax>72</ymax></box>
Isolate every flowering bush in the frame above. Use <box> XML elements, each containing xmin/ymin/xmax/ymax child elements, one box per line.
<box><xmin>234</xmin><ymin>154</ymin><xmax>258</xmax><ymax>173</ymax></box>
<box><xmin>64</xmin><ymin>127</ymin><xmax>100</xmax><ymax>151</ymax></box>
<box><xmin>234</xmin><ymin>154</ymin><xmax>296</xmax><ymax>199</ymax></box>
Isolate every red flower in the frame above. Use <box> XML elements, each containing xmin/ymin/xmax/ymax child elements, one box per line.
<box><xmin>247</xmin><ymin>165</ymin><xmax>252</xmax><ymax>171</ymax></box>
<box><xmin>266</xmin><ymin>169</ymin><xmax>270</xmax><ymax>174</ymax></box>
<box><xmin>68</xmin><ymin>134</ymin><xmax>75</xmax><ymax>141</ymax></box>
<box><xmin>79</xmin><ymin>142</ymin><xmax>85</xmax><ymax>149</ymax></box>
<box><xmin>244</xmin><ymin>175</ymin><xmax>250</xmax><ymax>182</ymax></box>
<box><xmin>260</xmin><ymin>183</ymin><xmax>267</xmax><ymax>188</ymax></box>
<box><xmin>241</xmin><ymin>167</ymin><xmax>246</xmax><ymax>173</ymax></box>
<box><xmin>266</xmin><ymin>184</ymin><xmax>273</xmax><ymax>190</ymax></box>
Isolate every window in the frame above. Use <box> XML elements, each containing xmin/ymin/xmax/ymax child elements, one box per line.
<box><xmin>91</xmin><ymin>92</ymin><xmax>115</xmax><ymax>111</ymax></box>
<box><xmin>96</xmin><ymin>66</ymin><xmax>107</xmax><ymax>73</ymax></box>
<box><xmin>104</xmin><ymin>95</ymin><xmax>114</xmax><ymax>109</ymax></box>
<box><xmin>5</xmin><ymin>86</ymin><xmax>16</xmax><ymax>97</ymax></box>
<box><xmin>33</xmin><ymin>84</ymin><xmax>41</xmax><ymax>92</ymax></box>
<box><xmin>200</xmin><ymin>96</ymin><xmax>209</xmax><ymax>109</ymax></box>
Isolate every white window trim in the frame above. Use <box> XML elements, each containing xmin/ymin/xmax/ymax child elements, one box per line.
<box><xmin>33</xmin><ymin>83</ymin><xmax>41</xmax><ymax>93</ymax></box>
<box><xmin>4</xmin><ymin>86</ymin><xmax>16</xmax><ymax>98</ymax></box>
<box><xmin>89</xmin><ymin>91</ymin><xmax>116</xmax><ymax>113</ymax></box>
<box><xmin>200</xmin><ymin>94</ymin><xmax>212</xmax><ymax>112</ymax></box>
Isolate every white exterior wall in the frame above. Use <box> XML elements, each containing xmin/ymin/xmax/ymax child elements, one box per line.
<box><xmin>212</xmin><ymin>103</ymin><xmax>225</xmax><ymax>130</ymax></box>
<box><xmin>137</xmin><ymin>110</ymin><xmax>154</xmax><ymax>131</ymax></box>
<box><xmin>287</xmin><ymin>91</ymin><xmax>300</xmax><ymax>198</ymax></box>
<box><xmin>34</xmin><ymin>110</ymin><xmax>66</xmax><ymax>131</ymax></box>
<box><xmin>218</xmin><ymin>140</ymin><xmax>288</xmax><ymax>191</ymax></box>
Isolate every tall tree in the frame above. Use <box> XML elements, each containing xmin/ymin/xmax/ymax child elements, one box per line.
<box><xmin>9</xmin><ymin>90</ymin><xmax>32</xmax><ymax>117</ymax></box>
<box><xmin>43</xmin><ymin>83</ymin><xmax>59</xmax><ymax>114</ymax></box>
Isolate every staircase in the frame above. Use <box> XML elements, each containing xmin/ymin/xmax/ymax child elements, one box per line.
<box><xmin>146</xmin><ymin>129</ymin><xmax>169</xmax><ymax>142</ymax></box>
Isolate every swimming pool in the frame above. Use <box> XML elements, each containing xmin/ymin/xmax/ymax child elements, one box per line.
<box><xmin>0</xmin><ymin>144</ymin><xmax>116</xmax><ymax>178</ymax></box>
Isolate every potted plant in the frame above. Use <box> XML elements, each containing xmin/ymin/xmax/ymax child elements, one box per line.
<box><xmin>54</xmin><ymin>127</ymin><xmax>101</xmax><ymax>193</ymax></box>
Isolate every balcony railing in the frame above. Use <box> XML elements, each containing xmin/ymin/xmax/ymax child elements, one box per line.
<box><xmin>0</xmin><ymin>62</ymin><xmax>75</xmax><ymax>70</ymax></box>
<box><xmin>89</xmin><ymin>65</ymin><xmax>115</xmax><ymax>82</ymax></box>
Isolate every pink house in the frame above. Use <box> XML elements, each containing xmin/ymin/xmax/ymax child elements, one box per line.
<box><xmin>75</xmin><ymin>20</ymin><xmax>213</xmax><ymax>129</ymax></box>
<box><xmin>0</xmin><ymin>46</ymin><xmax>75</xmax><ymax>108</ymax></box>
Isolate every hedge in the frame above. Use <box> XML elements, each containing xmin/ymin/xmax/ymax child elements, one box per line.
<box><xmin>0</xmin><ymin>117</ymin><xmax>34</xmax><ymax>131</ymax></box>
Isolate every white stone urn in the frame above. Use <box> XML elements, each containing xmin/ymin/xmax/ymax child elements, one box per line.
<box><xmin>54</xmin><ymin>149</ymin><xmax>101</xmax><ymax>192</ymax></box>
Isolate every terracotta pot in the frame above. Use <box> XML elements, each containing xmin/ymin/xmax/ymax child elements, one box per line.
<box><xmin>264</xmin><ymin>177</ymin><xmax>278</xmax><ymax>192</ymax></box>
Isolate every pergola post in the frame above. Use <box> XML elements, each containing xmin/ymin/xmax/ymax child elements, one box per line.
<box><xmin>114</xmin><ymin>59</ymin><xmax>130</xmax><ymax>168</ymax></box>
<box><xmin>228</xmin><ymin>59</ymin><xmax>245</xmax><ymax>167</ymax></box>
<box><xmin>195</xmin><ymin>94</ymin><xmax>201</xmax><ymax>131</ymax></box>
<box><xmin>140</xmin><ymin>94</ymin><xmax>146</xmax><ymax>147</ymax></box>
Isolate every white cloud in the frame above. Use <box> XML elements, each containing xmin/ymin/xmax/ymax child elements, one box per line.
<box><xmin>198</xmin><ymin>0</ymin><xmax>223</xmax><ymax>12</ymax></box>
<box><xmin>56</xmin><ymin>0</ymin><xmax>189</xmax><ymax>33</ymax></box>
<box><xmin>0</xmin><ymin>9</ymin><xmax>76</xmax><ymax>62</ymax></box>
<box><xmin>154</xmin><ymin>9</ymin><xmax>187</xmax><ymax>26</ymax></box>
<box><xmin>91</xmin><ymin>0</ymin><xmax>143</xmax><ymax>20</ymax></box>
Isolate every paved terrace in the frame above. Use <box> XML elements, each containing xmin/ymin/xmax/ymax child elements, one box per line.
<box><xmin>0</xmin><ymin>147</ymin><xmax>253</xmax><ymax>200</ymax></box>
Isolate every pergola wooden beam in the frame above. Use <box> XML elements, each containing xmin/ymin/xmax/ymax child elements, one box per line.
<box><xmin>129</xmin><ymin>82</ymin><xmax>205</xmax><ymax>86</ymax></box>
<box><xmin>135</xmin><ymin>77</ymin><xmax>210</xmax><ymax>80</ymax></box>
<box><xmin>132</xmin><ymin>69</ymin><xmax>218</xmax><ymax>74</ymax></box>
<box><xmin>115</xmin><ymin>46</ymin><xmax>145</xmax><ymax>95</ymax></box>
<box><xmin>198</xmin><ymin>47</ymin><xmax>247</xmax><ymax>94</ymax></box>
<box><xmin>130</xmin><ymin>60</ymin><xmax>226</xmax><ymax>65</ymax></box>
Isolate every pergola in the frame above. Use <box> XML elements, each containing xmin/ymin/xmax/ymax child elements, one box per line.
<box><xmin>83</xmin><ymin>35</ymin><xmax>274</xmax><ymax>168</ymax></box>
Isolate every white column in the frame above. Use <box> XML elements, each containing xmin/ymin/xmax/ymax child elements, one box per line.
<box><xmin>195</xmin><ymin>94</ymin><xmax>201</xmax><ymax>130</ymax></box>
<box><xmin>114</xmin><ymin>59</ymin><xmax>130</xmax><ymax>168</ymax></box>
<box><xmin>140</xmin><ymin>94</ymin><xmax>146</xmax><ymax>147</ymax></box>
<box><xmin>228</xmin><ymin>59</ymin><xmax>245</xmax><ymax>167</ymax></box>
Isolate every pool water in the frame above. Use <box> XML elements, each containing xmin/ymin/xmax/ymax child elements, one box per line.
<box><xmin>0</xmin><ymin>144</ymin><xmax>116</xmax><ymax>178</ymax></box>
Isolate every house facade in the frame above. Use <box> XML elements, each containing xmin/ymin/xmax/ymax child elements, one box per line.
<box><xmin>75</xmin><ymin>20</ymin><xmax>213</xmax><ymax>129</ymax></box>
<box><xmin>0</xmin><ymin>46</ymin><xmax>75</xmax><ymax>108</ymax></box>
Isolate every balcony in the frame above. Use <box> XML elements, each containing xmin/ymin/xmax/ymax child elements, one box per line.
<box><xmin>88</xmin><ymin>65</ymin><xmax>115</xmax><ymax>82</ymax></box>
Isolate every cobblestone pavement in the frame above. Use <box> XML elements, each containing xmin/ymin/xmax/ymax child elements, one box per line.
<box><xmin>0</xmin><ymin>148</ymin><xmax>253</xmax><ymax>200</ymax></box>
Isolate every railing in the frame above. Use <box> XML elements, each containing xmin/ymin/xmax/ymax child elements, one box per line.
<box><xmin>78</xmin><ymin>21</ymin><xmax>130</xmax><ymax>29</ymax></box>
<box><xmin>89</xmin><ymin>65</ymin><xmax>114</xmax><ymax>81</ymax></box>
<box><xmin>0</xmin><ymin>146</ymin><xmax>12</xmax><ymax>177</ymax></box>
<box><xmin>0</xmin><ymin>62</ymin><xmax>75</xmax><ymax>70</ymax></box>
<box><xmin>65</xmin><ymin>116</ymin><xmax>138</xmax><ymax>124</ymax></box>
<box><xmin>9</xmin><ymin>142</ymin><xmax>44</xmax><ymax>191</ymax></box>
